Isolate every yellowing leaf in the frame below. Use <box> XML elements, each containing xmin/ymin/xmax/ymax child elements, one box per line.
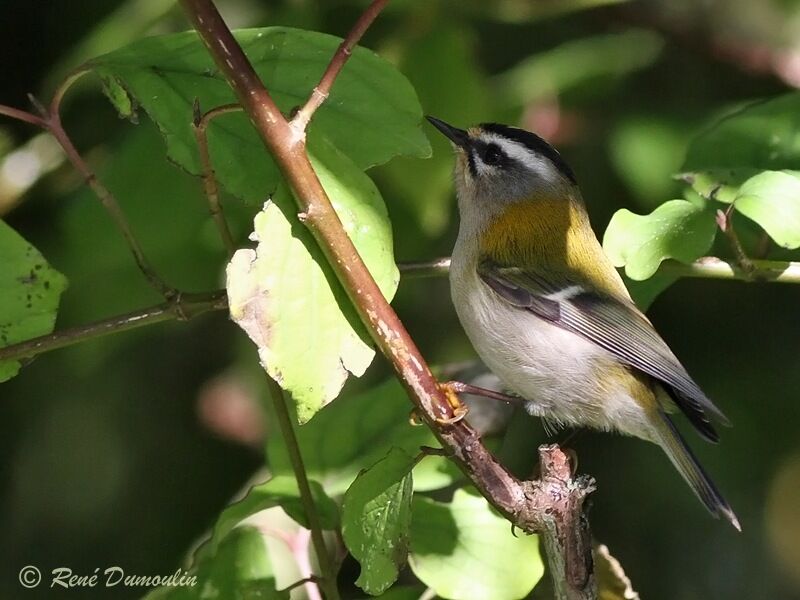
<box><xmin>227</xmin><ymin>139</ymin><xmax>398</xmax><ymax>422</ymax></box>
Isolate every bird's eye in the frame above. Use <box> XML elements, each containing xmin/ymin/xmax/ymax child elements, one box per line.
<box><xmin>482</xmin><ymin>144</ymin><xmax>504</xmax><ymax>166</ymax></box>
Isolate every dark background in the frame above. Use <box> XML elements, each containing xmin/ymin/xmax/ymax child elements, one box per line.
<box><xmin>1</xmin><ymin>0</ymin><xmax>799</xmax><ymax>598</ymax></box>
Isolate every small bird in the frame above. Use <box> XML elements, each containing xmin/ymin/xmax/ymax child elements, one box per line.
<box><xmin>427</xmin><ymin>116</ymin><xmax>739</xmax><ymax>530</ymax></box>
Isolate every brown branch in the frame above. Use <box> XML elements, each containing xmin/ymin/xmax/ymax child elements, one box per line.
<box><xmin>179</xmin><ymin>1</ymin><xmax>596</xmax><ymax>598</ymax></box>
<box><xmin>292</xmin><ymin>0</ymin><xmax>390</xmax><ymax>132</ymax></box>
<box><xmin>192</xmin><ymin>100</ymin><xmax>241</xmax><ymax>257</ymax></box>
<box><xmin>0</xmin><ymin>290</ymin><xmax>227</xmax><ymax>363</ymax></box>
<box><xmin>0</xmin><ymin>79</ymin><xmax>175</xmax><ymax>298</ymax></box>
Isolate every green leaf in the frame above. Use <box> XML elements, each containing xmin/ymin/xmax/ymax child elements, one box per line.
<box><xmin>409</xmin><ymin>489</ymin><xmax>543</xmax><ymax>600</ymax></box>
<box><xmin>342</xmin><ymin>448</ymin><xmax>415</xmax><ymax>595</ymax></box>
<box><xmin>266</xmin><ymin>379</ymin><xmax>460</xmax><ymax>495</ymax></box>
<box><xmin>58</xmin><ymin>125</ymin><xmax>240</xmax><ymax>321</ymax></box>
<box><xmin>90</xmin><ymin>27</ymin><xmax>430</xmax><ymax>203</ymax></box>
<box><xmin>733</xmin><ymin>170</ymin><xmax>800</xmax><ymax>249</ymax></box>
<box><xmin>358</xmin><ymin>586</ymin><xmax>425</xmax><ymax>600</ymax></box>
<box><xmin>207</xmin><ymin>475</ymin><xmax>338</xmax><ymax>557</ymax></box>
<box><xmin>602</xmin><ymin>200</ymin><xmax>717</xmax><ymax>280</ymax></box>
<box><xmin>680</xmin><ymin>91</ymin><xmax>800</xmax><ymax>209</ymax></box>
<box><xmin>683</xmin><ymin>93</ymin><xmax>800</xmax><ymax>173</ymax></box>
<box><xmin>678</xmin><ymin>169</ymin><xmax>756</xmax><ymax>206</ymax></box>
<box><xmin>0</xmin><ymin>221</ymin><xmax>68</xmax><ymax>382</ymax></box>
<box><xmin>146</xmin><ymin>527</ymin><xmax>287</xmax><ymax>600</ymax></box>
<box><xmin>227</xmin><ymin>137</ymin><xmax>399</xmax><ymax>422</ymax></box>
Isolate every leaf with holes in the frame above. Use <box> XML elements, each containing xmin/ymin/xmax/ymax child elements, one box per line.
<box><xmin>90</xmin><ymin>27</ymin><xmax>430</xmax><ymax>203</ymax></box>
<box><xmin>0</xmin><ymin>221</ymin><xmax>68</xmax><ymax>382</ymax></box>
<box><xmin>343</xmin><ymin>448</ymin><xmax>415</xmax><ymax>595</ymax></box>
<box><xmin>603</xmin><ymin>200</ymin><xmax>717</xmax><ymax>281</ymax></box>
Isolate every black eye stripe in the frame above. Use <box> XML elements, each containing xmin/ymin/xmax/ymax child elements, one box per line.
<box><xmin>479</xmin><ymin>122</ymin><xmax>576</xmax><ymax>183</ymax></box>
<box><xmin>472</xmin><ymin>141</ymin><xmax>508</xmax><ymax>169</ymax></box>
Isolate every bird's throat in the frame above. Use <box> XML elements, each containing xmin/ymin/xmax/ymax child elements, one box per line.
<box><xmin>478</xmin><ymin>197</ymin><xmax>627</xmax><ymax>297</ymax></box>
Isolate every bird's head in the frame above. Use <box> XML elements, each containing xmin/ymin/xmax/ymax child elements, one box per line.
<box><xmin>427</xmin><ymin>117</ymin><xmax>578</xmax><ymax>213</ymax></box>
<box><xmin>427</xmin><ymin>117</ymin><xmax>586</xmax><ymax>264</ymax></box>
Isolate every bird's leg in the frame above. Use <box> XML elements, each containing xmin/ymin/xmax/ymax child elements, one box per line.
<box><xmin>409</xmin><ymin>381</ymin><xmax>519</xmax><ymax>427</ymax></box>
<box><xmin>442</xmin><ymin>380</ymin><xmax>521</xmax><ymax>404</ymax></box>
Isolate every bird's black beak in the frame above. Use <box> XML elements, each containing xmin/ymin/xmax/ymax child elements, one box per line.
<box><xmin>426</xmin><ymin>116</ymin><xmax>470</xmax><ymax>150</ymax></box>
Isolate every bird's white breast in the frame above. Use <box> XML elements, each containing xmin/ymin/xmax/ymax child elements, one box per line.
<box><xmin>449</xmin><ymin>235</ymin><xmax>650</xmax><ymax>435</ymax></box>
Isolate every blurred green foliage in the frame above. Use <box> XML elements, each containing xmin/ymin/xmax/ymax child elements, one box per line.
<box><xmin>1</xmin><ymin>1</ymin><xmax>800</xmax><ymax>599</ymax></box>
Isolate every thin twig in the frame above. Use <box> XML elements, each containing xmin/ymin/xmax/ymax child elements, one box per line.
<box><xmin>398</xmin><ymin>256</ymin><xmax>800</xmax><ymax>284</ymax></box>
<box><xmin>398</xmin><ymin>257</ymin><xmax>452</xmax><ymax>279</ymax></box>
<box><xmin>48</xmin><ymin>113</ymin><xmax>176</xmax><ymax>297</ymax></box>
<box><xmin>291</xmin><ymin>0</ymin><xmax>390</xmax><ymax>132</ymax></box>
<box><xmin>192</xmin><ymin>100</ymin><xmax>241</xmax><ymax>257</ymax></box>
<box><xmin>716</xmin><ymin>207</ymin><xmax>756</xmax><ymax>278</ymax></box>
<box><xmin>0</xmin><ymin>290</ymin><xmax>227</xmax><ymax>363</ymax></box>
<box><xmin>660</xmin><ymin>256</ymin><xmax>800</xmax><ymax>283</ymax></box>
<box><xmin>49</xmin><ymin>68</ymin><xmax>91</xmax><ymax>116</ymax></box>
<box><xmin>280</xmin><ymin>575</ymin><xmax>322</xmax><ymax>594</ymax></box>
<box><xmin>0</xmin><ymin>105</ymin><xmax>47</xmax><ymax>128</ymax></box>
<box><xmin>0</xmin><ymin>82</ymin><xmax>175</xmax><ymax>298</ymax></box>
<box><xmin>267</xmin><ymin>377</ymin><xmax>340</xmax><ymax>600</ymax></box>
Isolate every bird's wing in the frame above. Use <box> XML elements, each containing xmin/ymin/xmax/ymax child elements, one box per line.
<box><xmin>477</xmin><ymin>261</ymin><xmax>729</xmax><ymax>441</ymax></box>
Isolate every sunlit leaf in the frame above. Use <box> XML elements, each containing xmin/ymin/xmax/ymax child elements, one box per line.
<box><xmin>90</xmin><ymin>27</ymin><xmax>430</xmax><ymax>203</ymax></box>
<box><xmin>733</xmin><ymin>170</ymin><xmax>800</xmax><ymax>249</ymax></box>
<box><xmin>409</xmin><ymin>489</ymin><xmax>543</xmax><ymax>600</ymax></box>
<box><xmin>603</xmin><ymin>200</ymin><xmax>717</xmax><ymax>280</ymax></box>
<box><xmin>0</xmin><ymin>221</ymin><xmax>68</xmax><ymax>382</ymax></box>
<box><xmin>595</xmin><ymin>544</ymin><xmax>640</xmax><ymax>600</ymax></box>
<box><xmin>226</xmin><ymin>136</ymin><xmax>398</xmax><ymax>422</ymax></box>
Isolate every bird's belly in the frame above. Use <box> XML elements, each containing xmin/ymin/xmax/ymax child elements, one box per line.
<box><xmin>451</xmin><ymin>270</ymin><xmax>650</xmax><ymax>435</ymax></box>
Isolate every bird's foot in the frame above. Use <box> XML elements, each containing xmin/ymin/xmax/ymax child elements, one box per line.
<box><xmin>433</xmin><ymin>381</ymin><xmax>471</xmax><ymax>425</ymax></box>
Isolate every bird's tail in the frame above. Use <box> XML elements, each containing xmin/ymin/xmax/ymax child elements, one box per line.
<box><xmin>651</xmin><ymin>410</ymin><xmax>741</xmax><ymax>531</ymax></box>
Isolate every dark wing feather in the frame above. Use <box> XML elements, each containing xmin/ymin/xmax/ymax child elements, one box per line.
<box><xmin>478</xmin><ymin>262</ymin><xmax>729</xmax><ymax>441</ymax></box>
